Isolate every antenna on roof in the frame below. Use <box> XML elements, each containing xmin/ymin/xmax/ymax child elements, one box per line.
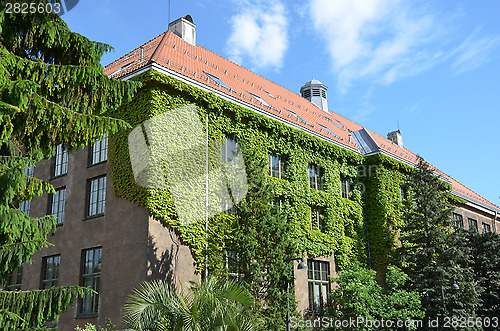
<box><xmin>397</xmin><ymin>120</ymin><xmax>400</xmax><ymax>131</ymax></box>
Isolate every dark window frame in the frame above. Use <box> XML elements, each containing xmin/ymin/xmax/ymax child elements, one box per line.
<box><xmin>311</xmin><ymin>207</ymin><xmax>324</xmax><ymax>232</ymax></box>
<box><xmin>78</xmin><ymin>247</ymin><xmax>102</xmax><ymax>317</ymax></box>
<box><xmin>468</xmin><ymin>218</ymin><xmax>478</xmax><ymax>232</ymax></box>
<box><xmin>88</xmin><ymin>134</ymin><xmax>108</xmax><ymax>166</ymax></box>
<box><xmin>4</xmin><ymin>264</ymin><xmax>23</xmax><ymax>291</ymax></box>
<box><xmin>341</xmin><ymin>177</ymin><xmax>350</xmax><ymax>199</ymax></box>
<box><xmin>48</xmin><ymin>187</ymin><xmax>66</xmax><ymax>226</ymax></box>
<box><xmin>452</xmin><ymin>213</ymin><xmax>464</xmax><ymax>228</ymax></box>
<box><xmin>482</xmin><ymin>222</ymin><xmax>491</xmax><ymax>233</ymax></box>
<box><xmin>51</xmin><ymin>144</ymin><xmax>68</xmax><ymax>178</ymax></box>
<box><xmin>85</xmin><ymin>175</ymin><xmax>107</xmax><ymax>219</ymax></box>
<box><xmin>41</xmin><ymin>255</ymin><xmax>60</xmax><ymax>289</ymax></box>
<box><xmin>307</xmin><ymin>260</ymin><xmax>330</xmax><ymax>314</ymax></box>
<box><xmin>221</xmin><ymin>137</ymin><xmax>240</xmax><ymax>165</ymax></box>
<box><xmin>268</xmin><ymin>154</ymin><xmax>286</xmax><ymax>179</ymax></box>
<box><xmin>308</xmin><ymin>164</ymin><xmax>323</xmax><ymax>190</ymax></box>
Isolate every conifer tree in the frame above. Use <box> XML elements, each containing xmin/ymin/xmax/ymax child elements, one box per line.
<box><xmin>396</xmin><ymin>157</ymin><xmax>479</xmax><ymax>328</ymax></box>
<box><xmin>0</xmin><ymin>1</ymin><xmax>139</xmax><ymax>329</ymax></box>
<box><xmin>231</xmin><ymin>140</ymin><xmax>295</xmax><ymax>330</ymax></box>
<box><xmin>455</xmin><ymin>228</ymin><xmax>500</xmax><ymax>320</ymax></box>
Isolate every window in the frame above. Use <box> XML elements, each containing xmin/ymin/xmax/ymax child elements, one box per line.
<box><xmin>399</xmin><ymin>187</ymin><xmax>406</xmax><ymax>201</ymax></box>
<box><xmin>318</xmin><ymin>124</ymin><xmax>340</xmax><ymax>139</ymax></box>
<box><xmin>468</xmin><ymin>218</ymin><xmax>478</xmax><ymax>231</ymax></box>
<box><xmin>268</xmin><ymin>154</ymin><xmax>286</xmax><ymax>179</ymax></box>
<box><xmin>221</xmin><ymin>137</ymin><xmax>239</xmax><ymax>165</ymax></box>
<box><xmin>452</xmin><ymin>213</ymin><xmax>464</xmax><ymax>228</ymax></box>
<box><xmin>286</xmin><ymin>109</ymin><xmax>313</xmax><ymax>127</ymax></box>
<box><xmin>41</xmin><ymin>255</ymin><xmax>60</xmax><ymax>289</ymax></box>
<box><xmin>87</xmin><ymin>176</ymin><xmax>106</xmax><ymax>217</ymax></box>
<box><xmin>52</xmin><ymin>144</ymin><xmax>68</xmax><ymax>177</ymax></box>
<box><xmin>222</xmin><ymin>200</ymin><xmax>237</xmax><ymax>216</ymax></box>
<box><xmin>247</xmin><ymin>91</ymin><xmax>272</xmax><ymax>108</ymax></box>
<box><xmin>79</xmin><ymin>248</ymin><xmax>102</xmax><ymax>316</ymax></box>
<box><xmin>483</xmin><ymin>223</ymin><xmax>491</xmax><ymax>232</ymax></box>
<box><xmin>4</xmin><ymin>264</ymin><xmax>23</xmax><ymax>291</ymax></box>
<box><xmin>271</xmin><ymin>197</ymin><xmax>282</xmax><ymax>209</ymax></box>
<box><xmin>49</xmin><ymin>187</ymin><xmax>66</xmax><ymax>225</ymax></box>
<box><xmin>264</xmin><ymin>90</ymin><xmax>276</xmax><ymax>99</ymax></box>
<box><xmin>341</xmin><ymin>178</ymin><xmax>350</xmax><ymax>199</ymax></box>
<box><xmin>223</xmin><ymin>249</ymin><xmax>242</xmax><ymax>282</ymax></box>
<box><xmin>308</xmin><ymin>260</ymin><xmax>330</xmax><ymax>313</ymax></box>
<box><xmin>308</xmin><ymin>164</ymin><xmax>323</xmax><ymax>190</ymax></box>
<box><xmin>19</xmin><ymin>200</ymin><xmax>31</xmax><ymax>216</ymax></box>
<box><xmin>311</xmin><ymin>208</ymin><xmax>324</xmax><ymax>232</ymax></box>
<box><xmin>203</xmin><ymin>71</ymin><xmax>231</xmax><ymax>90</ymax></box>
<box><xmin>89</xmin><ymin>134</ymin><xmax>108</xmax><ymax>165</ymax></box>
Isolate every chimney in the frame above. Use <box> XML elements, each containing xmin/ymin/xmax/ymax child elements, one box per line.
<box><xmin>169</xmin><ymin>14</ymin><xmax>196</xmax><ymax>46</ymax></box>
<box><xmin>387</xmin><ymin>130</ymin><xmax>404</xmax><ymax>147</ymax></box>
<box><xmin>300</xmin><ymin>79</ymin><xmax>328</xmax><ymax>112</ymax></box>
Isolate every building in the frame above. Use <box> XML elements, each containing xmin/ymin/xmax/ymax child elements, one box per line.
<box><xmin>10</xmin><ymin>15</ymin><xmax>500</xmax><ymax>329</ymax></box>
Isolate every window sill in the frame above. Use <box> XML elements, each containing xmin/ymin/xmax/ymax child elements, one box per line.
<box><xmin>84</xmin><ymin>213</ymin><xmax>104</xmax><ymax>221</ymax></box>
<box><xmin>76</xmin><ymin>313</ymin><xmax>98</xmax><ymax>319</ymax></box>
<box><xmin>50</xmin><ymin>173</ymin><xmax>67</xmax><ymax>180</ymax></box>
<box><xmin>87</xmin><ymin>160</ymin><xmax>107</xmax><ymax>168</ymax></box>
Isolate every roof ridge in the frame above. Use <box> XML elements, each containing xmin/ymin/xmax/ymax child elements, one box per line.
<box><xmin>149</xmin><ymin>30</ymin><xmax>171</xmax><ymax>65</ymax></box>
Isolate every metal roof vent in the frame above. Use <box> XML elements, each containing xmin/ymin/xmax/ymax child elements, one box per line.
<box><xmin>169</xmin><ymin>15</ymin><xmax>196</xmax><ymax>46</ymax></box>
<box><xmin>300</xmin><ymin>79</ymin><xmax>328</xmax><ymax>112</ymax></box>
<box><xmin>387</xmin><ymin>130</ymin><xmax>404</xmax><ymax>147</ymax></box>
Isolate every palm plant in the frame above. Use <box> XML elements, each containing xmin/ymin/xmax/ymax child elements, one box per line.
<box><xmin>123</xmin><ymin>276</ymin><xmax>255</xmax><ymax>331</ymax></box>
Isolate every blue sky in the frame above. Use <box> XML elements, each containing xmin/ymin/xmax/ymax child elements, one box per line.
<box><xmin>63</xmin><ymin>0</ymin><xmax>500</xmax><ymax>207</ymax></box>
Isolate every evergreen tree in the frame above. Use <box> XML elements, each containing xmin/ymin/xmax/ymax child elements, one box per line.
<box><xmin>455</xmin><ymin>228</ymin><xmax>500</xmax><ymax>320</ymax></box>
<box><xmin>328</xmin><ymin>263</ymin><xmax>424</xmax><ymax>331</ymax></box>
<box><xmin>231</xmin><ymin>139</ymin><xmax>295</xmax><ymax>330</ymax></box>
<box><xmin>0</xmin><ymin>1</ymin><xmax>139</xmax><ymax>329</ymax></box>
<box><xmin>396</xmin><ymin>157</ymin><xmax>479</xmax><ymax>328</ymax></box>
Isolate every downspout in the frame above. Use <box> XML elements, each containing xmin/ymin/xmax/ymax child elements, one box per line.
<box><xmin>494</xmin><ymin>210</ymin><xmax>498</xmax><ymax>233</ymax></box>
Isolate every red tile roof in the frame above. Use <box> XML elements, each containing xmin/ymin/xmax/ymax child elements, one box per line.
<box><xmin>103</xmin><ymin>30</ymin><xmax>499</xmax><ymax>212</ymax></box>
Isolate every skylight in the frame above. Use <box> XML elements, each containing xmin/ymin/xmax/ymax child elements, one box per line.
<box><xmin>264</xmin><ymin>90</ymin><xmax>276</xmax><ymax>99</ymax></box>
<box><xmin>248</xmin><ymin>91</ymin><xmax>272</xmax><ymax>108</ymax></box>
<box><xmin>336</xmin><ymin>119</ymin><xmax>345</xmax><ymax>127</ymax></box>
<box><xmin>318</xmin><ymin>124</ymin><xmax>340</xmax><ymax>139</ymax></box>
<box><xmin>203</xmin><ymin>71</ymin><xmax>231</xmax><ymax>90</ymax></box>
<box><xmin>110</xmin><ymin>61</ymin><xmax>136</xmax><ymax>77</ymax></box>
<box><xmin>286</xmin><ymin>109</ymin><xmax>313</xmax><ymax>127</ymax></box>
<box><xmin>322</xmin><ymin>115</ymin><xmax>343</xmax><ymax>129</ymax></box>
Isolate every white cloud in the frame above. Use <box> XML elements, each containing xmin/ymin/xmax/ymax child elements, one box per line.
<box><xmin>309</xmin><ymin>0</ymin><xmax>500</xmax><ymax>92</ymax></box>
<box><xmin>226</xmin><ymin>1</ymin><xmax>288</xmax><ymax>70</ymax></box>
<box><xmin>450</xmin><ymin>27</ymin><xmax>500</xmax><ymax>75</ymax></box>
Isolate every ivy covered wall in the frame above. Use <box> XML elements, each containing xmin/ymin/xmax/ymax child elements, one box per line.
<box><xmin>107</xmin><ymin>69</ymin><xmax>461</xmax><ymax>276</ymax></box>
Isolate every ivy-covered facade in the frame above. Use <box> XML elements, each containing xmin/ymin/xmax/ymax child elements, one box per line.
<box><xmin>16</xmin><ymin>16</ymin><xmax>500</xmax><ymax>329</ymax></box>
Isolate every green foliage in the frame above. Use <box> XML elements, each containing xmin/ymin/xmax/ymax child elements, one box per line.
<box><xmin>0</xmin><ymin>286</ymin><xmax>87</xmax><ymax>331</ymax></box>
<box><xmin>107</xmin><ymin>70</ymin><xmax>365</xmax><ymax>274</ymax></box>
<box><xmin>362</xmin><ymin>160</ymin><xmax>407</xmax><ymax>274</ymax></box>
<box><xmin>230</xmin><ymin>137</ymin><xmax>295</xmax><ymax>330</ymax></box>
<box><xmin>454</xmin><ymin>229</ymin><xmax>500</xmax><ymax>319</ymax></box>
<box><xmin>396</xmin><ymin>157</ymin><xmax>480</xmax><ymax>325</ymax></box>
<box><xmin>0</xmin><ymin>2</ymin><xmax>139</xmax><ymax>329</ymax></box>
<box><xmin>328</xmin><ymin>263</ymin><xmax>424</xmax><ymax>330</ymax></box>
<box><xmin>74</xmin><ymin>318</ymin><xmax>116</xmax><ymax>331</ymax></box>
<box><xmin>123</xmin><ymin>276</ymin><xmax>255</xmax><ymax>331</ymax></box>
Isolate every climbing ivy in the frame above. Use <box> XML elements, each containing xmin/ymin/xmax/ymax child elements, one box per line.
<box><xmin>108</xmin><ymin>70</ymin><xmax>367</xmax><ymax>272</ymax></box>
